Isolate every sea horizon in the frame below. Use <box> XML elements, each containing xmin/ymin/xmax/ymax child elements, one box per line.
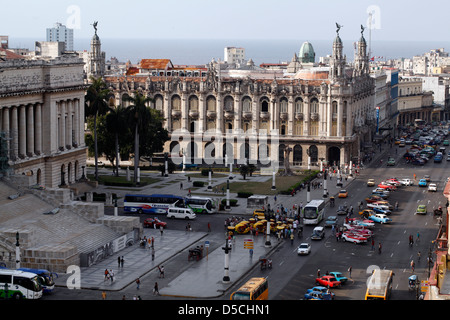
<box><xmin>7</xmin><ymin>37</ymin><xmax>450</xmax><ymax>66</ymax></box>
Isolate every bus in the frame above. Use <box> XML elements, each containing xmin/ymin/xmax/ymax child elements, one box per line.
<box><xmin>0</xmin><ymin>269</ymin><xmax>43</xmax><ymax>299</ymax></box>
<box><xmin>230</xmin><ymin>277</ymin><xmax>268</xmax><ymax>300</ymax></box>
<box><xmin>185</xmin><ymin>196</ymin><xmax>217</xmax><ymax>214</ymax></box>
<box><xmin>365</xmin><ymin>269</ymin><xmax>394</xmax><ymax>300</ymax></box>
<box><xmin>123</xmin><ymin>194</ymin><xmax>185</xmax><ymax>214</ymax></box>
<box><xmin>18</xmin><ymin>268</ymin><xmax>57</xmax><ymax>293</ymax></box>
<box><xmin>302</xmin><ymin>199</ymin><xmax>326</xmax><ymax>225</ymax></box>
<box><xmin>414</xmin><ymin>119</ymin><xmax>426</xmax><ymax>128</ymax></box>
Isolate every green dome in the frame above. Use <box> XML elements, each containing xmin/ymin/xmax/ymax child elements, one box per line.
<box><xmin>299</xmin><ymin>41</ymin><xmax>315</xmax><ymax>63</ymax></box>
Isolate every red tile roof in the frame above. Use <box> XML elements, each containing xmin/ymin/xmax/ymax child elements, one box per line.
<box><xmin>140</xmin><ymin>59</ymin><xmax>173</xmax><ymax>70</ymax></box>
<box><xmin>0</xmin><ymin>48</ymin><xmax>25</xmax><ymax>60</ymax></box>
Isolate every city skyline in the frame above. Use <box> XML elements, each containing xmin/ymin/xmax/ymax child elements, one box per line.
<box><xmin>1</xmin><ymin>0</ymin><xmax>450</xmax><ymax>42</ymax></box>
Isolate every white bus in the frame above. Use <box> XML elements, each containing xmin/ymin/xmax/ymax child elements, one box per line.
<box><xmin>0</xmin><ymin>269</ymin><xmax>43</xmax><ymax>299</ymax></box>
<box><xmin>185</xmin><ymin>196</ymin><xmax>217</xmax><ymax>214</ymax></box>
<box><xmin>302</xmin><ymin>199</ymin><xmax>326</xmax><ymax>225</ymax></box>
<box><xmin>124</xmin><ymin>194</ymin><xmax>185</xmax><ymax>214</ymax></box>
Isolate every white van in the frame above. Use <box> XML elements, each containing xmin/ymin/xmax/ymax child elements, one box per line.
<box><xmin>167</xmin><ymin>207</ymin><xmax>196</xmax><ymax>220</ymax></box>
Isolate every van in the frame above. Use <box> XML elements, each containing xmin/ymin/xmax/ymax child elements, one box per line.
<box><xmin>167</xmin><ymin>207</ymin><xmax>196</xmax><ymax>220</ymax></box>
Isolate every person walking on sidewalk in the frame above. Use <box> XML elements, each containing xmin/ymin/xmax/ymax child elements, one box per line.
<box><xmin>154</xmin><ymin>282</ymin><xmax>159</xmax><ymax>295</ymax></box>
<box><xmin>136</xmin><ymin>278</ymin><xmax>140</xmax><ymax>290</ymax></box>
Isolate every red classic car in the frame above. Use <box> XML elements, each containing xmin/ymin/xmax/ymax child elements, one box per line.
<box><xmin>315</xmin><ymin>275</ymin><xmax>341</xmax><ymax>288</ymax></box>
<box><xmin>143</xmin><ymin>217</ymin><xmax>167</xmax><ymax>229</ymax></box>
<box><xmin>365</xmin><ymin>195</ymin><xmax>383</xmax><ymax>203</ymax></box>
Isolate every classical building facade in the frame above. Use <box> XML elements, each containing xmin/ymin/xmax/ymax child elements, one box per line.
<box><xmin>0</xmin><ymin>56</ymin><xmax>87</xmax><ymax>187</ymax></box>
<box><xmin>104</xmin><ymin>29</ymin><xmax>375</xmax><ymax>169</ymax></box>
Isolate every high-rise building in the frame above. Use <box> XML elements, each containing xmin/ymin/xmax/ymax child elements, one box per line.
<box><xmin>46</xmin><ymin>22</ymin><xmax>74</xmax><ymax>51</ymax></box>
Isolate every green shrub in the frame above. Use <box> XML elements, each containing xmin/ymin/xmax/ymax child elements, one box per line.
<box><xmin>237</xmin><ymin>191</ymin><xmax>253</xmax><ymax>198</ymax></box>
<box><xmin>193</xmin><ymin>181</ymin><xmax>205</xmax><ymax>187</ymax></box>
<box><xmin>221</xmin><ymin>199</ymin><xmax>238</xmax><ymax>206</ymax></box>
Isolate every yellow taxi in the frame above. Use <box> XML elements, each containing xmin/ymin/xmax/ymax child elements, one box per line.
<box><xmin>253</xmin><ymin>209</ymin><xmax>266</xmax><ymax>217</ymax></box>
<box><xmin>338</xmin><ymin>190</ymin><xmax>348</xmax><ymax>198</ymax></box>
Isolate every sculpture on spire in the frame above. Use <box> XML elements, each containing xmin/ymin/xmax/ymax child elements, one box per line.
<box><xmin>92</xmin><ymin>21</ymin><xmax>98</xmax><ymax>35</ymax></box>
<box><xmin>336</xmin><ymin>23</ymin><xmax>343</xmax><ymax>35</ymax></box>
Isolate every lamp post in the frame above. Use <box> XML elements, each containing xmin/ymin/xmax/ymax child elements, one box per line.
<box><xmin>323</xmin><ymin>170</ymin><xmax>328</xmax><ymax>198</ymax></box>
<box><xmin>225</xmin><ymin>179</ymin><xmax>231</xmax><ymax>211</ymax></box>
<box><xmin>222</xmin><ymin>238</ymin><xmax>231</xmax><ymax>283</ymax></box>
<box><xmin>271</xmin><ymin>165</ymin><xmax>276</xmax><ymax>190</ymax></box>
<box><xmin>265</xmin><ymin>219</ymin><xmax>271</xmax><ymax>247</ymax></box>
<box><xmin>208</xmin><ymin>167</ymin><xmax>212</xmax><ymax>191</ymax></box>
<box><xmin>164</xmin><ymin>152</ymin><xmax>169</xmax><ymax>177</ymax></box>
<box><xmin>15</xmin><ymin>232</ymin><xmax>20</xmax><ymax>269</ymax></box>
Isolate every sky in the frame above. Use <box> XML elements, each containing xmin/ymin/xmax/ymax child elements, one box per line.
<box><xmin>1</xmin><ymin>0</ymin><xmax>449</xmax><ymax>42</ymax></box>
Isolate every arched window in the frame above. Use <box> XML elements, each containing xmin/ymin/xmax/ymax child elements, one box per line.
<box><xmin>261</xmin><ymin>98</ymin><xmax>269</xmax><ymax>112</ymax></box>
<box><xmin>310</xmin><ymin>98</ymin><xmax>319</xmax><ymax>113</ymax></box>
<box><xmin>242</xmin><ymin>97</ymin><xmax>252</xmax><ymax>112</ymax></box>
<box><xmin>206</xmin><ymin>96</ymin><xmax>216</xmax><ymax>111</ymax></box>
<box><xmin>189</xmin><ymin>95</ymin><xmax>199</xmax><ymax>111</ymax></box>
<box><xmin>171</xmin><ymin>95</ymin><xmax>181</xmax><ymax>110</ymax></box>
<box><xmin>295</xmin><ymin>98</ymin><xmax>303</xmax><ymax>113</ymax></box>
<box><xmin>280</xmin><ymin>97</ymin><xmax>288</xmax><ymax>113</ymax></box>
<box><xmin>154</xmin><ymin>94</ymin><xmax>163</xmax><ymax>111</ymax></box>
<box><xmin>224</xmin><ymin>96</ymin><xmax>234</xmax><ymax>111</ymax></box>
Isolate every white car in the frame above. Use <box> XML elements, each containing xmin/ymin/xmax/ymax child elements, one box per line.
<box><xmin>367</xmin><ymin>203</ymin><xmax>390</xmax><ymax>211</ymax></box>
<box><xmin>399</xmin><ymin>178</ymin><xmax>413</xmax><ymax>186</ymax></box>
<box><xmin>297</xmin><ymin>243</ymin><xmax>311</xmax><ymax>255</ymax></box>
<box><xmin>428</xmin><ymin>183</ymin><xmax>437</xmax><ymax>192</ymax></box>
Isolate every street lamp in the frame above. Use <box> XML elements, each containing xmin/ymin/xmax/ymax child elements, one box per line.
<box><xmin>222</xmin><ymin>238</ymin><xmax>231</xmax><ymax>283</ymax></box>
<box><xmin>15</xmin><ymin>232</ymin><xmax>20</xmax><ymax>269</ymax></box>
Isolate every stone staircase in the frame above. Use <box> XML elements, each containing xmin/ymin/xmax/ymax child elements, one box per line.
<box><xmin>0</xmin><ymin>180</ymin><xmax>133</xmax><ymax>272</ymax></box>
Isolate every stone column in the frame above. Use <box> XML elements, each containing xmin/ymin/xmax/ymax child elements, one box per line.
<box><xmin>10</xmin><ymin>106</ymin><xmax>18</xmax><ymax>160</ymax></box>
<box><xmin>27</xmin><ymin>105</ymin><xmax>34</xmax><ymax>157</ymax></box>
<box><xmin>19</xmin><ymin>105</ymin><xmax>26</xmax><ymax>158</ymax></box>
<box><xmin>2</xmin><ymin>108</ymin><xmax>10</xmax><ymax>157</ymax></box>
<box><xmin>34</xmin><ymin>103</ymin><xmax>42</xmax><ymax>155</ymax></box>
<box><xmin>72</xmin><ymin>100</ymin><xmax>78</xmax><ymax>147</ymax></box>
<box><xmin>303</xmin><ymin>99</ymin><xmax>310</xmax><ymax>136</ymax></box>
<box><xmin>337</xmin><ymin>99</ymin><xmax>343</xmax><ymax>137</ymax></box>
<box><xmin>66</xmin><ymin>100</ymin><xmax>73</xmax><ymax>148</ymax></box>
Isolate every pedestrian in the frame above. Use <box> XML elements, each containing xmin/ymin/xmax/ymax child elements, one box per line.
<box><xmin>104</xmin><ymin>269</ymin><xmax>109</xmax><ymax>281</ymax></box>
<box><xmin>411</xmin><ymin>260</ymin><xmax>415</xmax><ymax>272</ymax></box>
<box><xmin>378</xmin><ymin>242</ymin><xmax>382</xmax><ymax>254</ymax></box>
<box><xmin>180</xmin><ymin>182</ymin><xmax>183</xmax><ymax>189</ymax></box>
<box><xmin>120</xmin><ymin>256</ymin><xmax>124</xmax><ymax>268</ymax></box>
<box><xmin>416</xmin><ymin>231</ymin><xmax>420</xmax><ymax>243</ymax></box>
<box><xmin>101</xmin><ymin>291</ymin><xmax>107</xmax><ymax>300</ymax></box>
<box><xmin>317</xmin><ymin>269</ymin><xmax>321</xmax><ymax>278</ymax></box>
<box><xmin>160</xmin><ymin>225</ymin><xmax>164</xmax><ymax>236</ymax></box>
<box><xmin>371</xmin><ymin>238</ymin><xmax>375</xmax><ymax>251</ymax></box>
<box><xmin>249</xmin><ymin>248</ymin><xmax>253</xmax><ymax>259</ymax></box>
<box><xmin>348</xmin><ymin>266</ymin><xmax>352</xmax><ymax>278</ymax></box>
<box><xmin>154</xmin><ymin>282</ymin><xmax>159</xmax><ymax>295</ymax></box>
<box><xmin>109</xmin><ymin>269</ymin><xmax>114</xmax><ymax>282</ymax></box>
<box><xmin>158</xmin><ymin>265</ymin><xmax>165</xmax><ymax>278</ymax></box>
<box><xmin>152</xmin><ymin>247</ymin><xmax>155</xmax><ymax>261</ymax></box>
<box><xmin>418</xmin><ymin>251</ymin><xmax>421</xmax><ymax>262</ymax></box>
<box><xmin>151</xmin><ymin>236</ymin><xmax>154</xmax><ymax>248</ymax></box>
<box><xmin>207</xmin><ymin>222</ymin><xmax>211</xmax><ymax>232</ymax></box>
<box><xmin>117</xmin><ymin>256</ymin><xmax>121</xmax><ymax>268</ymax></box>
<box><xmin>136</xmin><ymin>278</ymin><xmax>140</xmax><ymax>289</ymax></box>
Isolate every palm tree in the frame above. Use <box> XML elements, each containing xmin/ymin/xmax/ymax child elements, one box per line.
<box><xmin>106</xmin><ymin>105</ymin><xmax>128</xmax><ymax>176</ymax></box>
<box><xmin>124</xmin><ymin>92</ymin><xmax>153</xmax><ymax>184</ymax></box>
<box><xmin>85</xmin><ymin>76</ymin><xmax>111</xmax><ymax>181</ymax></box>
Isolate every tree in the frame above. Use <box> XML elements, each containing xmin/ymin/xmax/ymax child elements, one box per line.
<box><xmin>239</xmin><ymin>165</ymin><xmax>250</xmax><ymax>180</ymax></box>
<box><xmin>124</xmin><ymin>92</ymin><xmax>153</xmax><ymax>184</ymax></box>
<box><xmin>106</xmin><ymin>105</ymin><xmax>128</xmax><ymax>176</ymax></box>
<box><xmin>85</xmin><ymin>76</ymin><xmax>111</xmax><ymax>181</ymax></box>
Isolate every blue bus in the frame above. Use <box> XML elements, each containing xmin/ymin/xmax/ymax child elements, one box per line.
<box><xmin>124</xmin><ymin>194</ymin><xmax>185</xmax><ymax>214</ymax></box>
<box><xmin>17</xmin><ymin>268</ymin><xmax>57</xmax><ymax>294</ymax></box>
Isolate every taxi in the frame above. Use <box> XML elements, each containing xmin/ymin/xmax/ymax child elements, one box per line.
<box><xmin>338</xmin><ymin>190</ymin><xmax>348</xmax><ymax>198</ymax></box>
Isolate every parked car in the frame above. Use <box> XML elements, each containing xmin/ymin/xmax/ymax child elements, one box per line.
<box><xmin>428</xmin><ymin>183</ymin><xmax>437</xmax><ymax>192</ymax></box>
<box><xmin>297</xmin><ymin>243</ymin><xmax>311</xmax><ymax>255</ymax></box>
<box><xmin>311</xmin><ymin>226</ymin><xmax>325</xmax><ymax>240</ymax></box>
<box><xmin>324</xmin><ymin>216</ymin><xmax>338</xmax><ymax>228</ymax></box>
<box><xmin>367</xmin><ymin>202</ymin><xmax>390</xmax><ymax>211</ymax></box>
<box><xmin>304</xmin><ymin>290</ymin><xmax>334</xmax><ymax>300</ymax></box>
<box><xmin>342</xmin><ymin>232</ymin><xmax>368</xmax><ymax>244</ymax></box>
<box><xmin>424</xmin><ymin>175</ymin><xmax>431</xmax><ymax>182</ymax></box>
<box><xmin>418</xmin><ymin>179</ymin><xmax>427</xmax><ymax>187</ymax></box>
<box><xmin>368</xmin><ymin>213</ymin><xmax>392</xmax><ymax>224</ymax></box>
<box><xmin>399</xmin><ymin>178</ymin><xmax>413</xmax><ymax>186</ymax></box>
<box><xmin>143</xmin><ymin>217</ymin><xmax>167</xmax><ymax>229</ymax></box>
<box><xmin>306</xmin><ymin>286</ymin><xmax>335</xmax><ymax>299</ymax></box>
<box><xmin>315</xmin><ymin>275</ymin><xmax>341</xmax><ymax>288</ymax></box>
<box><xmin>416</xmin><ymin>204</ymin><xmax>427</xmax><ymax>215</ymax></box>
<box><xmin>365</xmin><ymin>195</ymin><xmax>384</xmax><ymax>203</ymax></box>
<box><xmin>329</xmin><ymin>272</ymin><xmax>348</xmax><ymax>284</ymax></box>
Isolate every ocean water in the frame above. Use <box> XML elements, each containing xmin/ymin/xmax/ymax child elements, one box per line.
<box><xmin>9</xmin><ymin>37</ymin><xmax>450</xmax><ymax>66</ymax></box>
